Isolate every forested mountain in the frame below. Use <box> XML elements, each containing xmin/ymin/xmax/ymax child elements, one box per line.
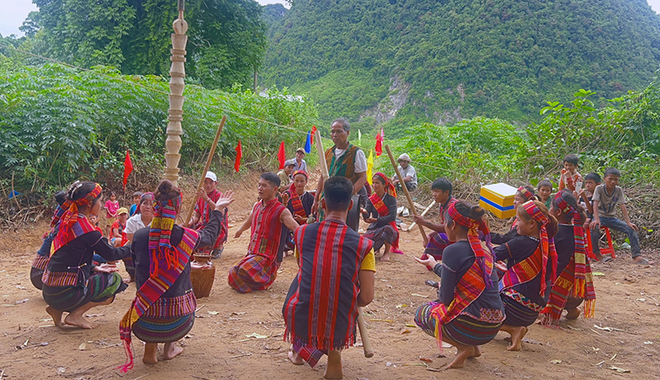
<box><xmin>262</xmin><ymin>0</ymin><xmax>660</xmax><ymax>136</ymax></box>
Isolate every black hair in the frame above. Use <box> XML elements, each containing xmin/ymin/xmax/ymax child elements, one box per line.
<box><xmin>54</xmin><ymin>191</ymin><xmax>67</xmax><ymax>206</ymax></box>
<box><xmin>445</xmin><ymin>200</ymin><xmax>485</xmax><ymax>231</ymax></box>
<box><xmin>331</xmin><ymin>118</ymin><xmax>350</xmax><ymax>132</ymax></box>
<box><xmin>604</xmin><ymin>167</ymin><xmax>621</xmax><ymax>178</ymax></box>
<box><xmin>431</xmin><ymin>177</ymin><xmax>452</xmax><ymax>195</ymax></box>
<box><xmin>552</xmin><ymin>190</ymin><xmax>587</xmax><ymax>225</ymax></box>
<box><xmin>109</xmin><ymin>191</ymin><xmax>116</xmax><ymax>197</ymax></box>
<box><xmin>324</xmin><ymin>176</ymin><xmax>353</xmax><ymax>211</ymax></box>
<box><xmin>261</xmin><ymin>172</ymin><xmax>280</xmax><ymax>188</ymax></box>
<box><xmin>537</xmin><ymin>180</ymin><xmax>552</xmax><ymax>190</ymax></box>
<box><xmin>372</xmin><ymin>174</ymin><xmax>386</xmax><ymax>185</ymax></box>
<box><xmin>563</xmin><ymin>154</ymin><xmax>579</xmax><ymax>167</ymax></box>
<box><xmin>133</xmin><ymin>191</ymin><xmax>143</xmax><ymax>198</ymax></box>
<box><xmin>584</xmin><ymin>172</ymin><xmax>601</xmax><ymax>183</ymax></box>
<box><xmin>66</xmin><ymin>181</ymin><xmax>102</xmax><ymax>208</ymax></box>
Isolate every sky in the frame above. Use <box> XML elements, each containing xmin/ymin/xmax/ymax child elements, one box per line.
<box><xmin>0</xmin><ymin>0</ymin><xmax>658</xmax><ymax>37</ymax></box>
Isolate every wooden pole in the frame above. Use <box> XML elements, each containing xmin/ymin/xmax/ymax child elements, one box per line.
<box><xmin>406</xmin><ymin>200</ymin><xmax>436</xmax><ymax>232</ymax></box>
<box><xmin>184</xmin><ymin>116</ymin><xmax>226</xmax><ymax>226</ymax></box>
<box><xmin>314</xmin><ymin>129</ymin><xmax>373</xmax><ymax>358</ymax></box>
<box><xmin>385</xmin><ymin>145</ymin><xmax>428</xmax><ymax>246</ymax></box>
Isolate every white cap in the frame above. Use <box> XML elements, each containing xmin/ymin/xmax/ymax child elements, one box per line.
<box><xmin>398</xmin><ymin>153</ymin><xmax>411</xmax><ymax>162</ymax></box>
<box><xmin>285</xmin><ymin>159</ymin><xmax>295</xmax><ymax>167</ymax></box>
<box><xmin>205</xmin><ymin>171</ymin><xmax>217</xmax><ymax>182</ymax></box>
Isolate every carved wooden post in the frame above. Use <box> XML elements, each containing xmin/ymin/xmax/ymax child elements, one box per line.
<box><xmin>164</xmin><ymin>0</ymin><xmax>188</xmax><ymax>186</ymax></box>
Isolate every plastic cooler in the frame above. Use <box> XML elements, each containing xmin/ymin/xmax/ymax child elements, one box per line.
<box><xmin>479</xmin><ymin>183</ymin><xmax>518</xmax><ymax>219</ymax></box>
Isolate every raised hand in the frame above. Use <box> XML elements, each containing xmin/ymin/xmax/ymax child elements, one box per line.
<box><xmin>215</xmin><ymin>191</ymin><xmax>235</xmax><ymax>210</ymax></box>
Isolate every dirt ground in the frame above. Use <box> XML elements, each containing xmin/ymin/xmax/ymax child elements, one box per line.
<box><xmin>1</xmin><ymin>181</ymin><xmax>660</xmax><ymax>380</ymax></box>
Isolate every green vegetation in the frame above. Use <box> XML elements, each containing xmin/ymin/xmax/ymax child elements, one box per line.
<box><xmin>262</xmin><ymin>0</ymin><xmax>660</xmax><ymax>137</ymax></box>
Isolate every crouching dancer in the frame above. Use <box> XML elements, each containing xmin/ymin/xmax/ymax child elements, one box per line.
<box><xmin>118</xmin><ymin>180</ymin><xmax>234</xmax><ymax>371</ymax></box>
<box><xmin>283</xmin><ymin>177</ymin><xmax>376</xmax><ymax>379</ymax></box>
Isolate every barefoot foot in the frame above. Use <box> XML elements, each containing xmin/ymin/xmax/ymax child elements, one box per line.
<box><xmin>324</xmin><ymin>350</ymin><xmax>343</xmax><ymax>379</ymax></box>
<box><xmin>143</xmin><ymin>343</ymin><xmax>158</xmax><ymax>364</ymax></box>
<box><xmin>468</xmin><ymin>345</ymin><xmax>482</xmax><ymax>358</ymax></box>
<box><xmin>46</xmin><ymin>306</ymin><xmax>64</xmax><ymax>327</ymax></box>
<box><xmin>565</xmin><ymin>307</ymin><xmax>581</xmax><ymax>320</ymax></box>
<box><xmin>288</xmin><ymin>349</ymin><xmax>304</xmax><ymax>365</ymax></box>
<box><xmin>507</xmin><ymin>326</ymin><xmax>528</xmax><ymax>351</ymax></box>
<box><xmin>64</xmin><ymin>314</ymin><xmax>94</xmax><ymax>329</ymax></box>
<box><xmin>163</xmin><ymin>342</ymin><xmax>183</xmax><ymax>360</ymax></box>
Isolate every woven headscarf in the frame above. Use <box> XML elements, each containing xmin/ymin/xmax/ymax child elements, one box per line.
<box><xmin>447</xmin><ymin>202</ymin><xmax>493</xmax><ymax>289</ymax></box>
<box><xmin>135</xmin><ymin>192</ymin><xmax>154</xmax><ymax>214</ymax></box>
<box><xmin>148</xmin><ymin>192</ymin><xmax>181</xmax><ymax>276</ymax></box>
<box><xmin>522</xmin><ymin>200</ymin><xmax>558</xmax><ymax>296</ymax></box>
<box><xmin>373</xmin><ymin>172</ymin><xmax>397</xmax><ymax>198</ymax></box>
<box><xmin>518</xmin><ymin>186</ymin><xmax>535</xmax><ymax>202</ymax></box>
<box><xmin>51</xmin><ymin>183</ymin><xmax>103</xmax><ymax>255</ymax></box>
<box><xmin>288</xmin><ymin>170</ymin><xmax>308</xmax><ymax>196</ymax></box>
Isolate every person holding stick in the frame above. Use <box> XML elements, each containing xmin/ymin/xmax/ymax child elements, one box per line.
<box><xmin>283</xmin><ymin>176</ymin><xmax>375</xmax><ymax>378</ymax></box>
<box><xmin>414</xmin><ymin>178</ymin><xmax>457</xmax><ymax>261</ymax></box>
<box><xmin>188</xmin><ymin>171</ymin><xmax>228</xmax><ymax>259</ymax></box>
<box><xmin>313</xmin><ymin>118</ymin><xmax>368</xmax><ymax>232</ymax></box>
<box><xmin>361</xmin><ymin>172</ymin><xmax>401</xmax><ymax>261</ymax></box>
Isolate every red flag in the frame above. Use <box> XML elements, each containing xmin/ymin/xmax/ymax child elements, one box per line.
<box><xmin>311</xmin><ymin>125</ymin><xmax>317</xmax><ymax>145</ymax></box>
<box><xmin>234</xmin><ymin>140</ymin><xmax>242</xmax><ymax>172</ymax></box>
<box><xmin>375</xmin><ymin>129</ymin><xmax>383</xmax><ymax>157</ymax></box>
<box><xmin>123</xmin><ymin>150</ymin><xmax>133</xmax><ymax>190</ymax></box>
<box><xmin>278</xmin><ymin>141</ymin><xmax>286</xmax><ymax>169</ymax></box>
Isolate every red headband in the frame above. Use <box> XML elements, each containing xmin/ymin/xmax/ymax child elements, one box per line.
<box><xmin>374</xmin><ymin>172</ymin><xmax>397</xmax><ymax>197</ymax></box>
<box><xmin>518</xmin><ymin>186</ymin><xmax>535</xmax><ymax>202</ymax></box>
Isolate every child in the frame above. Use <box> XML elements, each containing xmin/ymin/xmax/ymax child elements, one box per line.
<box><xmin>104</xmin><ymin>192</ymin><xmax>119</xmax><ymax>236</ymax></box>
<box><xmin>495</xmin><ymin>200</ymin><xmax>558</xmax><ymax>351</ymax></box>
<box><xmin>590</xmin><ymin>167</ymin><xmax>651</xmax><ymax>264</ymax></box>
<box><xmin>537</xmin><ymin>180</ymin><xmax>553</xmax><ymax>210</ymax></box>
<box><xmin>128</xmin><ymin>191</ymin><xmax>143</xmax><ymax>217</ymax></box>
<box><xmin>579</xmin><ymin>172</ymin><xmax>600</xmax><ymax>222</ymax></box>
<box><xmin>490</xmin><ymin>186</ymin><xmax>536</xmax><ymax>245</ymax></box>
<box><xmin>558</xmin><ymin>154</ymin><xmax>583</xmax><ymax>192</ymax></box>
<box><xmin>541</xmin><ymin>190</ymin><xmax>596</xmax><ymax>324</ymax></box>
<box><xmin>413</xmin><ymin>178</ymin><xmax>456</xmax><ymax>260</ymax></box>
<box><xmin>110</xmin><ymin>207</ymin><xmax>129</xmax><ymax>247</ymax></box>
<box><xmin>362</xmin><ymin>172</ymin><xmax>400</xmax><ymax>261</ymax></box>
<box><xmin>283</xmin><ymin>176</ymin><xmax>375</xmax><ymax>379</ymax></box>
<box><xmin>414</xmin><ymin>201</ymin><xmax>504</xmax><ymax>369</ymax></box>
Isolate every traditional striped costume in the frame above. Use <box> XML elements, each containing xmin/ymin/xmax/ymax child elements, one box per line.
<box><xmin>30</xmin><ymin>203</ymin><xmax>66</xmax><ymax>289</ymax></box>
<box><xmin>283</xmin><ymin>171</ymin><xmax>314</xmax><ymax>250</ymax></box>
<box><xmin>415</xmin><ymin>202</ymin><xmax>504</xmax><ymax>350</ymax></box>
<box><xmin>194</xmin><ymin>188</ymin><xmax>228</xmax><ymax>252</ymax></box>
<box><xmin>322</xmin><ymin>143</ymin><xmax>366</xmax><ymax>231</ymax></box>
<box><xmin>283</xmin><ymin>218</ymin><xmax>374</xmax><ymax>368</ymax></box>
<box><xmin>228</xmin><ymin>198</ymin><xmax>287</xmax><ymax>293</ymax></box>
<box><xmin>363</xmin><ymin>173</ymin><xmax>401</xmax><ymax>253</ymax></box>
<box><xmin>422</xmin><ymin>196</ymin><xmax>457</xmax><ymax>260</ymax></box>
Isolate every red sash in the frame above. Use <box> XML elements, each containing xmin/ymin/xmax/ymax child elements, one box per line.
<box><xmin>368</xmin><ymin>192</ymin><xmax>400</xmax><ymax>252</ymax></box>
<box><xmin>289</xmin><ymin>190</ymin><xmax>308</xmax><ymax>218</ymax></box>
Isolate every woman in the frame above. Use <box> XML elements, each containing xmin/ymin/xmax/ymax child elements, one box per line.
<box><xmin>495</xmin><ymin>200</ymin><xmax>558</xmax><ymax>351</ymax></box>
<box><xmin>414</xmin><ymin>201</ymin><xmax>504</xmax><ymax>369</ymax></box>
<box><xmin>42</xmin><ymin>181</ymin><xmax>132</xmax><ymax>329</ymax></box>
<box><xmin>30</xmin><ymin>191</ymin><xmax>67</xmax><ymax>290</ymax></box>
<box><xmin>281</xmin><ymin>170</ymin><xmax>314</xmax><ymax>250</ymax></box>
<box><xmin>490</xmin><ymin>185</ymin><xmax>536</xmax><ymax>245</ymax></box>
<box><xmin>118</xmin><ymin>180</ymin><xmax>234</xmax><ymax>371</ymax></box>
<box><xmin>361</xmin><ymin>172</ymin><xmax>400</xmax><ymax>261</ymax></box>
<box><xmin>120</xmin><ymin>193</ymin><xmax>155</xmax><ymax>282</ymax></box>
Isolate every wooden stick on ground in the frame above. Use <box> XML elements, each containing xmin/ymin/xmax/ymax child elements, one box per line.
<box><xmin>384</xmin><ymin>145</ymin><xmax>428</xmax><ymax>246</ymax></box>
<box><xmin>314</xmin><ymin>129</ymin><xmax>374</xmax><ymax>358</ymax></box>
<box><xmin>184</xmin><ymin>115</ymin><xmax>226</xmax><ymax>226</ymax></box>
<box><xmin>406</xmin><ymin>200</ymin><xmax>436</xmax><ymax>232</ymax></box>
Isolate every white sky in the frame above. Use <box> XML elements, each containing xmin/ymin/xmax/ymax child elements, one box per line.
<box><xmin>0</xmin><ymin>0</ymin><xmax>658</xmax><ymax>37</ymax></box>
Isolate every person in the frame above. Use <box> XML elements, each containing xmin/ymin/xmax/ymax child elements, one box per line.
<box><xmin>228</xmin><ymin>173</ymin><xmax>300</xmax><ymax>293</ymax></box>
<box><xmin>590</xmin><ymin>167</ymin><xmax>651</xmax><ymax>264</ymax></box>
<box><xmin>537</xmin><ymin>180</ymin><xmax>553</xmax><ymax>210</ymax></box>
<box><xmin>278</xmin><ymin>160</ymin><xmax>295</xmax><ymax>192</ymax></box>
<box><xmin>129</xmin><ymin>191</ymin><xmax>143</xmax><ymax>217</ymax></box>
<box><xmin>281</xmin><ymin>170</ymin><xmax>314</xmax><ymax>251</ymax></box>
<box><xmin>42</xmin><ymin>181</ymin><xmax>132</xmax><ymax>329</ymax></box>
<box><xmin>292</xmin><ymin>148</ymin><xmax>307</xmax><ymax>173</ymax></box>
<box><xmin>558</xmin><ymin>154</ymin><xmax>583</xmax><ymax>192</ymax></box>
<box><xmin>413</xmin><ymin>201</ymin><xmax>504</xmax><ymax>369</ymax></box>
<box><xmin>104</xmin><ymin>191</ymin><xmax>120</xmax><ymax>236</ymax></box>
<box><xmin>391</xmin><ymin>153</ymin><xmax>417</xmax><ymax>191</ymax></box>
<box><xmin>188</xmin><ymin>171</ymin><xmax>228</xmax><ymax>259</ymax></box>
<box><xmin>540</xmin><ymin>191</ymin><xmax>596</xmax><ymax>325</ymax></box>
<box><xmin>283</xmin><ymin>176</ymin><xmax>375</xmax><ymax>379</ymax></box>
<box><xmin>579</xmin><ymin>173</ymin><xmax>600</xmax><ymax>235</ymax></box>
<box><xmin>361</xmin><ymin>172</ymin><xmax>400</xmax><ymax>261</ymax></box>
<box><xmin>413</xmin><ymin>178</ymin><xmax>456</xmax><ymax>261</ymax></box>
<box><xmin>495</xmin><ymin>200</ymin><xmax>558</xmax><ymax>351</ymax></box>
<box><xmin>118</xmin><ymin>180</ymin><xmax>234</xmax><ymax>372</ymax></box>
<box><xmin>110</xmin><ymin>207</ymin><xmax>129</xmax><ymax>247</ymax></box>
<box><xmin>490</xmin><ymin>185</ymin><xmax>536</xmax><ymax>245</ymax></box>
<box><xmin>121</xmin><ymin>193</ymin><xmax>155</xmax><ymax>283</ymax></box>
<box><xmin>30</xmin><ymin>191</ymin><xmax>67</xmax><ymax>290</ymax></box>
<box><xmin>313</xmin><ymin>118</ymin><xmax>368</xmax><ymax>232</ymax></box>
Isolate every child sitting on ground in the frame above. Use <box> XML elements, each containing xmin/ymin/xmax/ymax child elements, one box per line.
<box><xmin>590</xmin><ymin>167</ymin><xmax>651</xmax><ymax>264</ymax></box>
<box><xmin>110</xmin><ymin>208</ymin><xmax>129</xmax><ymax>247</ymax></box>
<box><xmin>537</xmin><ymin>180</ymin><xmax>553</xmax><ymax>210</ymax></box>
<box><xmin>558</xmin><ymin>154</ymin><xmax>583</xmax><ymax>193</ymax></box>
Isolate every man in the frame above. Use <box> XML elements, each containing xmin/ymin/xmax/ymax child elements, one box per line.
<box><xmin>412</xmin><ymin>178</ymin><xmax>456</xmax><ymax>261</ymax></box>
<box><xmin>188</xmin><ymin>171</ymin><xmax>228</xmax><ymax>258</ymax></box>
<box><xmin>313</xmin><ymin>118</ymin><xmax>368</xmax><ymax>231</ymax></box>
<box><xmin>228</xmin><ymin>173</ymin><xmax>300</xmax><ymax>293</ymax></box>
<box><xmin>391</xmin><ymin>153</ymin><xmax>418</xmax><ymax>191</ymax></box>
<box><xmin>292</xmin><ymin>148</ymin><xmax>307</xmax><ymax>173</ymax></box>
<box><xmin>278</xmin><ymin>160</ymin><xmax>295</xmax><ymax>192</ymax></box>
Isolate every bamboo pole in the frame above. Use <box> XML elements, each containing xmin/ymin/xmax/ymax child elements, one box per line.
<box><xmin>384</xmin><ymin>145</ymin><xmax>428</xmax><ymax>246</ymax></box>
<box><xmin>406</xmin><ymin>200</ymin><xmax>436</xmax><ymax>232</ymax></box>
<box><xmin>184</xmin><ymin>116</ymin><xmax>226</xmax><ymax>226</ymax></box>
<box><xmin>314</xmin><ymin>129</ymin><xmax>373</xmax><ymax>358</ymax></box>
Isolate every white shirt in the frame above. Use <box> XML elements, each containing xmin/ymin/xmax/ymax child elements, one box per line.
<box><xmin>124</xmin><ymin>214</ymin><xmax>150</xmax><ymax>236</ymax></box>
<box><xmin>334</xmin><ymin>147</ymin><xmax>367</xmax><ymax>173</ymax></box>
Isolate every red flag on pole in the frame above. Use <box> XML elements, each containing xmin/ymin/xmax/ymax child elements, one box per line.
<box><xmin>123</xmin><ymin>150</ymin><xmax>133</xmax><ymax>190</ymax></box>
<box><xmin>234</xmin><ymin>140</ymin><xmax>242</xmax><ymax>172</ymax></box>
<box><xmin>311</xmin><ymin>125</ymin><xmax>317</xmax><ymax>145</ymax></box>
<box><xmin>278</xmin><ymin>141</ymin><xmax>286</xmax><ymax>169</ymax></box>
<box><xmin>375</xmin><ymin>129</ymin><xmax>383</xmax><ymax>157</ymax></box>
